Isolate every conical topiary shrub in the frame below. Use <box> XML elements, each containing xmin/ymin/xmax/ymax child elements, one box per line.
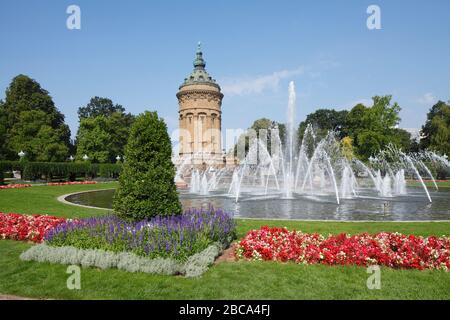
<box><xmin>113</xmin><ymin>111</ymin><xmax>182</xmax><ymax>220</ymax></box>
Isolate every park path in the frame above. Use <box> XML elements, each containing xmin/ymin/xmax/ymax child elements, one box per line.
<box><xmin>0</xmin><ymin>294</ymin><xmax>36</xmax><ymax>300</ymax></box>
<box><xmin>215</xmin><ymin>243</ymin><xmax>238</xmax><ymax>264</ymax></box>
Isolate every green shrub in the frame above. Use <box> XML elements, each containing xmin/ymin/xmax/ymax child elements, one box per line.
<box><xmin>20</xmin><ymin>243</ymin><xmax>222</xmax><ymax>277</ymax></box>
<box><xmin>98</xmin><ymin>163</ymin><xmax>122</xmax><ymax>178</ymax></box>
<box><xmin>113</xmin><ymin>111</ymin><xmax>182</xmax><ymax>220</ymax></box>
<box><xmin>182</xmin><ymin>243</ymin><xmax>223</xmax><ymax>277</ymax></box>
<box><xmin>0</xmin><ymin>160</ymin><xmax>121</xmax><ymax>181</ymax></box>
<box><xmin>0</xmin><ymin>161</ymin><xmax>22</xmax><ymax>184</ymax></box>
<box><xmin>0</xmin><ymin>160</ymin><xmax>22</xmax><ymax>172</ymax></box>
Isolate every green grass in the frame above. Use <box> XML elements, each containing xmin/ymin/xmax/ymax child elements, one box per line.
<box><xmin>0</xmin><ymin>183</ymin><xmax>449</xmax><ymax>300</ymax></box>
<box><xmin>408</xmin><ymin>180</ymin><xmax>450</xmax><ymax>189</ymax></box>
<box><xmin>236</xmin><ymin>219</ymin><xmax>450</xmax><ymax>239</ymax></box>
<box><xmin>0</xmin><ymin>182</ymin><xmax>117</xmax><ymax>218</ymax></box>
<box><xmin>1</xmin><ymin>240</ymin><xmax>448</xmax><ymax>300</ymax></box>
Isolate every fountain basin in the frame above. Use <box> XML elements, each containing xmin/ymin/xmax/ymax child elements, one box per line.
<box><xmin>62</xmin><ymin>187</ymin><xmax>450</xmax><ymax>221</ymax></box>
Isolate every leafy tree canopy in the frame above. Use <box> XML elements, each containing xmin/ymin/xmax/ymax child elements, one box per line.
<box><xmin>420</xmin><ymin>100</ymin><xmax>450</xmax><ymax>156</ymax></box>
<box><xmin>391</xmin><ymin>128</ymin><xmax>413</xmax><ymax>153</ymax></box>
<box><xmin>78</xmin><ymin>96</ymin><xmax>126</xmax><ymax>119</ymax></box>
<box><xmin>297</xmin><ymin>109</ymin><xmax>348</xmax><ymax>144</ymax></box>
<box><xmin>1</xmin><ymin>75</ymin><xmax>70</xmax><ymax>161</ymax></box>
<box><xmin>8</xmin><ymin>110</ymin><xmax>70</xmax><ymax>162</ymax></box>
<box><xmin>0</xmin><ymin>100</ymin><xmax>7</xmax><ymax>160</ymax></box>
<box><xmin>75</xmin><ymin>112</ymin><xmax>134</xmax><ymax>163</ymax></box>
<box><xmin>341</xmin><ymin>136</ymin><xmax>355</xmax><ymax>160</ymax></box>
<box><xmin>75</xmin><ymin>97</ymin><xmax>134</xmax><ymax>163</ymax></box>
<box><xmin>233</xmin><ymin>118</ymin><xmax>286</xmax><ymax>159</ymax></box>
<box><xmin>346</xmin><ymin>95</ymin><xmax>402</xmax><ymax>160</ymax></box>
<box><xmin>251</xmin><ymin>118</ymin><xmax>286</xmax><ymax>147</ymax></box>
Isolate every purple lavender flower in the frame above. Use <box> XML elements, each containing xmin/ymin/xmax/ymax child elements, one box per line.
<box><xmin>44</xmin><ymin>207</ymin><xmax>236</xmax><ymax>260</ymax></box>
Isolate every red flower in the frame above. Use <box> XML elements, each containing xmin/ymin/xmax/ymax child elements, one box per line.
<box><xmin>0</xmin><ymin>212</ymin><xmax>66</xmax><ymax>243</ymax></box>
<box><xmin>47</xmin><ymin>181</ymin><xmax>97</xmax><ymax>186</ymax></box>
<box><xmin>0</xmin><ymin>184</ymin><xmax>32</xmax><ymax>190</ymax></box>
<box><xmin>235</xmin><ymin>227</ymin><xmax>450</xmax><ymax>271</ymax></box>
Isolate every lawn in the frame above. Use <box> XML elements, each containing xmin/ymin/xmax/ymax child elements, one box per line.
<box><xmin>0</xmin><ymin>182</ymin><xmax>117</xmax><ymax>218</ymax></box>
<box><xmin>0</xmin><ymin>183</ymin><xmax>449</xmax><ymax>300</ymax></box>
<box><xmin>408</xmin><ymin>180</ymin><xmax>450</xmax><ymax>189</ymax></box>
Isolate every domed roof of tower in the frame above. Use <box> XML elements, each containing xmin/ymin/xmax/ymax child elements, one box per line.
<box><xmin>180</xmin><ymin>42</ymin><xmax>220</xmax><ymax>90</ymax></box>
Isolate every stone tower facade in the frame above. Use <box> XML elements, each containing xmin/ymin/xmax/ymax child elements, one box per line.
<box><xmin>176</xmin><ymin>43</ymin><xmax>225</xmax><ymax>168</ymax></box>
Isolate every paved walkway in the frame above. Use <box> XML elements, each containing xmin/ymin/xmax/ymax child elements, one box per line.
<box><xmin>215</xmin><ymin>243</ymin><xmax>238</xmax><ymax>264</ymax></box>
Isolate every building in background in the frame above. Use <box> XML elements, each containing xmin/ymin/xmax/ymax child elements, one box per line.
<box><xmin>176</xmin><ymin>43</ymin><xmax>234</xmax><ymax>169</ymax></box>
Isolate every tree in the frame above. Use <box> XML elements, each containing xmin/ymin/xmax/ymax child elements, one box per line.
<box><xmin>75</xmin><ymin>116</ymin><xmax>113</xmax><ymax>163</ymax></box>
<box><xmin>1</xmin><ymin>75</ymin><xmax>70</xmax><ymax>161</ymax></box>
<box><xmin>341</xmin><ymin>136</ymin><xmax>355</xmax><ymax>160</ymax></box>
<box><xmin>297</xmin><ymin>109</ymin><xmax>348</xmax><ymax>144</ymax></box>
<box><xmin>78</xmin><ymin>96</ymin><xmax>125</xmax><ymax>119</ymax></box>
<box><xmin>250</xmin><ymin>118</ymin><xmax>286</xmax><ymax>152</ymax></box>
<box><xmin>0</xmin><ymin>100</ymin><xmax>7</xmax><ymax>160</ymax></box>
<box><xmin>420</xmin><ymin>100</ymin><xmax>450</xmax><ymax>156</ymax></box>
<box><xmin>391</xmin><ymin>128</ymin><xmax>413</xmax><ymax>153</ymax></box>
<box><xmin>344</xmin><ymin>103</ymin><xmax>368</xmax><ymax>139</ymax></box>
<box><xmin>113</xmin><ymin>111</ymin><xmax>182</xmax><ymax>220</ymax></box>
<box><xmin>369</xmin><ymin>96</ymin><xmax>401</xmax><ymax>130</ymax></box>
<box><xmin>356</xmin><ymin>131</ymin><xmax>383</xmax><ymax>159</ymax></box>
<box><xmin>345</xmin><ymin>96</ymin><xmax>402</xmax><ymax>160</ymax></box>
<box><xmin>233</xmin><ymin>118</ymin><xmax>285</xmax><ymax>159</ymax></box>
<box><xmin>75</xmin><ymin>111</ymin><xmax>134</xmax><ymax>163</ymax></box>
<box><xmin>7</xmin><ymin>110</ymin><xmax>70</xmax><ymax>162</ymax></box>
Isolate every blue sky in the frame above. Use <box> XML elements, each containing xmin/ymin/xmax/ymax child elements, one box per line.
<box><xmin>1</xmin><ymin>0</ymin><xmax>449</xmax><ymax>145</ymax></box>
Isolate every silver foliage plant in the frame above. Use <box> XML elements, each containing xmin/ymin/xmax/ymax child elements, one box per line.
<box><xmin>20</xmin><ymin>242</ymin><xmax>224</xmax><ymax>278</ymax></box>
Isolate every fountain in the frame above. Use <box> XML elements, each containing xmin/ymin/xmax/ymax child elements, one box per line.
<box><xmin>66</xmin><ymin>84</ymin><xmax>450</xmax><ymax>221</ymax></box>
<box><xmin>189</xmin><ymin>170</ymin><xmax>201</xmax><ymax>193</ymax></box>
<box><xmin>175</xmin><ymin>82</ymin><xmax>449</xmax><ymax>221</ymax></box>
<box><xmin>382</xmin><ymin>174</ymin><xmax>393</xmax><ymax>197</ymax></box>
<box><xmin>284</xmin><ymin>81</ymin><xmax>297</xmax><ymax>198</ymax></box>
<box><xmin>340</xmin><ymin>164</ymin><xmax>357</xmax><ymax>199</ymax></box>
<box><xmin>200</xmin><ymin>172</ymin><xmax>209</xmax><ymax>195</ymax></box>
<box><xmin>394</xmin><ymin>169</ymin><xmax>407</xmax><ymax>195</ymax></box>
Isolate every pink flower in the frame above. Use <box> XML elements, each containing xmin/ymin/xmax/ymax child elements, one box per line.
<box><xmin>47</xmin><ymin>181</ymin><xmax>97</xmax><ymax>186</ymax></box>
<box><xmin>235</xmin><ymin>226</ymin><xmax>450</xmax><ymax>271</ymax></box>
<box><xmin>0</xmin><ymin>184</ymin><xmax>32</xmax><ymax>190</ymax></box>
<box><xmin>0</xmin><ymin>212</ymin><xmax>66</xmax><ymax>243</ymax></box>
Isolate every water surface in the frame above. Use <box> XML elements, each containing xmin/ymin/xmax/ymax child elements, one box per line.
<box><xmin>65</xmin><ymin>187</ymin><xmax>450</xmax><ymax>221</ymax></box>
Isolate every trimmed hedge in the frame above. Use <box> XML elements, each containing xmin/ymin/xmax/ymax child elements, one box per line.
<box><xmin>0</xmin><ymin>161</ymin><xmax>121</xmax><ymax>183</ymax></box>
<box><xmin>113</xmin><ymin>111</ymin><xmax>182</xmax><ymax>220</ymax></box>
<box><xmin>0</xmin><ymin>161</ymin><xmax>21</xmax><ymax>185</ymax></box>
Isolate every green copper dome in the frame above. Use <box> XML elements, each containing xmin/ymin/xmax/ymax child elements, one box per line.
<box><xmin>180</xmin><ymin>42</ymin><xmax>220</xmax><ymax>89</ymax></box>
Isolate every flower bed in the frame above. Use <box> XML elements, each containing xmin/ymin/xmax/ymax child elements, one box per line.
<box><xmin>0</xmin><ymin>212</ymin><xmax>66</xmax><ymax>243</ymax></box>
<box><xmin>0</xmin><ymin>184</ymin><xmax>32</xmax><ymax>190</ymax></box>
<box><xmin>45</xmin><ymin>207</ymin><xmax>236</xmax><ymax>261</ymax></box>
<box><xmin>47</xmin><ymin>181</ymin><xmax>97</xmax><ymax>186</ymax></box>
<box><xmin>0</xmin><ymin>181</ymin><xmax>97</xmax><ymax>189</ymax></box>
<box><xmin>236</xmin><ymin>226</ymin><xmax>450</xmax><ymax>270</ymax></box>
<box><xmin>20</xmin><ymin>242</ymin><xmax>224</xmax><ymax>277</ymax></box>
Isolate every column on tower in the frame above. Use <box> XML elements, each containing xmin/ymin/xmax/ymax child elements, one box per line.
<box><xmin>195</xmin><ymin>113</ymin><xmax>200</xmax><ymax>154</ymax></box>
<box><xmin>208</xmin><ymin>112</ymin><xmax>214</xmax><ymax>154</ymax></box>
<box><xmin>179</xmin><ymin>113</ymin><xmax>183</xmax><ymax>154</ymax></box>
<box><xmin>186</xmin><ymin>112</ymin><xmax>193</xmax><ymax>154</ymax></box>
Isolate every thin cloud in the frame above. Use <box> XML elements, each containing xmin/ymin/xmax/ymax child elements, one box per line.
<box><xmin>318</xmin><ymin>58</ymin><xmax>341</xmax><ymax>69</ymax></box>
<box><xmin>416</xmin><ymin>93</ymin><xmax>437</xmax><ymax>105</ymax></box>
<box><xmin>221</xmin><ymin>67</ymin><xmax>304</xmax><ymax>96</ymax></box>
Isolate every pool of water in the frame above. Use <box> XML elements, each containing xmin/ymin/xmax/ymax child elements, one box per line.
<box><xmin>64</xmin><ymin>187</ymin><xmax>450</xmax><ymax>221</ymax></box>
